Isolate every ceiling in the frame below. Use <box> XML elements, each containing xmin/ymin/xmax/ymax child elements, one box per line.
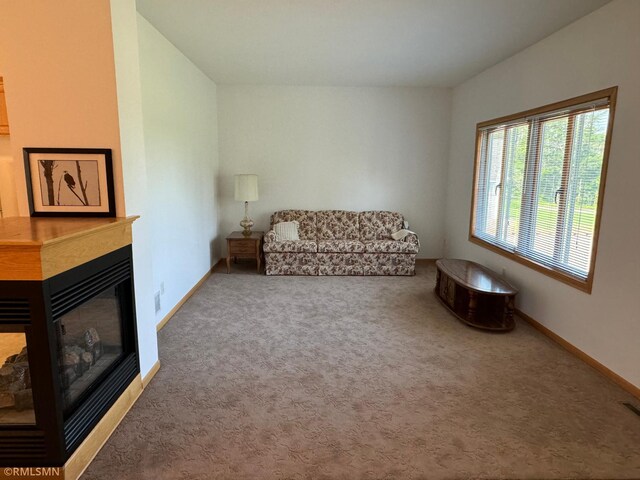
<box><xmin>136</xmin><ymin>0</ymin><xmax>610</xmax><ymax>88</ymax></box>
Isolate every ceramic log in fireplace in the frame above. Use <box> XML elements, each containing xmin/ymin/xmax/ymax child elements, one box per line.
<box><xmin>0</xmin><ymin>217</ymin><xmax>139</xmax><ymax>469</ymax></box>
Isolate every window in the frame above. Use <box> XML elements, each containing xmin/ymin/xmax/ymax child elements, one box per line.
<box><xmin>470</xmin><ymin>87</ymin><xmax>617</xmax><ymax>292</ymax></box>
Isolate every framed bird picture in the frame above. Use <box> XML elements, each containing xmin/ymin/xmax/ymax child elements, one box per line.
<box><xmin>23</xmin><ymin>148</ymin><xmax>116</xmax><ymax>217</ymax></box>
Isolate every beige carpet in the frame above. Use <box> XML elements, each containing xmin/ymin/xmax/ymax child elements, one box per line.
<box><xmin>82</xmin><ymin>263</ymin><xmax>640</xmax><ymax>480</ymax></box>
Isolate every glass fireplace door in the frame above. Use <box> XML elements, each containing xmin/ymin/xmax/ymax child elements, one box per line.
<box><xmin>0</xmin><ymin>328</ymin><xmax>35</xmax><ymax>425</ymax></box>
<box><xmin>55</xmin><ymin>285</ymin><xmax>125</xmax><ymax>415</ymax></box>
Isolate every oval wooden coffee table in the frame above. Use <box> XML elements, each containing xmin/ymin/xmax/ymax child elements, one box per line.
<box><xmin>435</xmin><ymin>259</ymin><xmax>518</xmax><ymax>332</ymax></box>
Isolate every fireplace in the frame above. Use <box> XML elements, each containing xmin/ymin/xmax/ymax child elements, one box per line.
<box><xmin>0</xmin><ymin>217</ymin><xmax>140</xmax><ymax>470</ymax></box>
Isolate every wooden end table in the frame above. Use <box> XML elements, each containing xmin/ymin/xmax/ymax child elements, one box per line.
<box><xmin>226</xmin><ymin>231</ymin><xmax>264</xmax><ymax>274</ymax></box>
<box><xmin>435</xmin><ymin>258</ymin><xmax>518</xmax><ymax>331</ymax></box>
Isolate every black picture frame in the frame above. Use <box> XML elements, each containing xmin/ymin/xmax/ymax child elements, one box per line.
<box><xmin>23</xmin><ymin>147</ymin><xmax>116</xmax><ymax>217</ymax></box>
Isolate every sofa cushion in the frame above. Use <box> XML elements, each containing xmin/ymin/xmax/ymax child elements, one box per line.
<box><xmin>318</xmin><ymin>253</ymin><xmax>363</xmax><ymax>276</ymax></box>
<box><xmin>316</xmin><ymin>210</ymin><xmax>359</xmax><ymax>240</ymax></box>
<box><xmin>359</xmin><ymin>211</ymin><xmax>404</xmax><ymax>240</ymax></box>
<box><xmin>270</xmin><ymin>210</ymin><xmax>317</xmax><ymax>240</ymax></box>
<box><xmin>273</xmin><ymin>221</ymin><xmax>300</xmax><ymax>241</ymax></box>
<box><xmin>317</xmin><ymin>240</ymin><xmax>365</xmax><ymax>253</ymax></box>
<box><xmin>364</xmin><ymin>240</ymin><xmax>419</xmax><ymax>254</ymax></box>
<box><xmin>362</xmin><ymin>253</ymin><xmax>416</xmax><ymax>276</ymax></box>
<box><xmin>265</xmin><ymin>252</ymin><xmax>318</xmax><ymax>275</ymax></box>
<box><xmin>263</xmin><ymin>240</ymin><xmax>318</xmax><ymax>253</ymax></box>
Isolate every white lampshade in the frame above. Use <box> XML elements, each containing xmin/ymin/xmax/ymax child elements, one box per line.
<box><xmin>234</xmin><ymin>174</ymin><xmax>259</xmax><ymax>202</ymax></box>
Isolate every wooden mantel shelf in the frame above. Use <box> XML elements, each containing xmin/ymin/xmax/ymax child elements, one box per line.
<box><xmin>0</xmin><ymin>216</ymin><xmax>138</xmax><ymax>281</ymax></box>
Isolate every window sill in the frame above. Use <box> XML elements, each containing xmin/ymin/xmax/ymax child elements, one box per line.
<box><xmin>468</xmin><ymin>235</ymin><xmax>593</xmax><ymax>294</ymax></box>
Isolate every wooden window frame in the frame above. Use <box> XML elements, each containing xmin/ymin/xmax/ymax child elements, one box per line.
<box><xmin>469</xmin><ymin>87</ymin><xmax>617</xmax><ymax>293</ymax></box>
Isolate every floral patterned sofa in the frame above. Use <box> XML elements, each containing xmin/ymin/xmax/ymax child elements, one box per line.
<box><xmin>264</xmin><ymin>210</ymin><xmax>419</xmax><ymax>276</ymax></box>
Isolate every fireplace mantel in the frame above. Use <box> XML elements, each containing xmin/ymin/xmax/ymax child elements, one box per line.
<box><xmin>0</xmin><ymin>216</ymin><xmax>139</xmax><ymax>281</ymax></box>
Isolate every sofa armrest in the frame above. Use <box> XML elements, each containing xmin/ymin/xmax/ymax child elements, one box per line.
<box><xmin>264</xmin><ymin>230</ymin><xmax>277</xmax><ymax>243</ymax></box>
<box><xmin>404</xmin><ymin>233</ymin><xmax>420</xmax><ymax>250</ymax></box>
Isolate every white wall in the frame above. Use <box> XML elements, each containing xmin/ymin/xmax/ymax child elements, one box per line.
<box><xmin>137</xmin><ymin>14</ymin><xmax>220</xmax><ymax>323</ymax></box>
<box><xmin>217</xmin><ymin>86</ymin><xmax>451</xmax><ymax>258</ymax></box>
<box><xmin>0</xmin><ymin>137</ymin><xmax>10</xmax><ymax>156</ymax></box>
<box><xmin>110</xmin><ymin>0</ymin><xmax>159</xmax><ymax>378</ymax></box>
<box><xmin>446</xmin><ymin>0</ymin><xmax>640</xmax><ymax>387</ymax></box>
<box><xmin>0</xmin><ymin>136</ymin><xmax>18</xmax><ymax>218</ymax></box>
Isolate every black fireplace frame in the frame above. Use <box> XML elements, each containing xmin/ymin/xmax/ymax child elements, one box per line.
<box><xmin>0</xmin><ymin>246</ymin><xmax>139</xmax><ymax>467</ymax></box>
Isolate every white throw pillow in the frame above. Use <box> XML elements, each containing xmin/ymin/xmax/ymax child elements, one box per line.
<box><xmin>391</xmin><ymin>229</ymin><xmax>416</xmax><ymax>240</ymax></box>
<box><xmin>274</xmin><ymin>221</ymin><xmax>300</xmax><ymax>241</ymax></box>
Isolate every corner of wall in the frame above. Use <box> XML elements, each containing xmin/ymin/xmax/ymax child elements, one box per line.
<box><xmin>110</xmin><ymin>0</ymin><xmax>159</xmax><ymax>378</ymax></box>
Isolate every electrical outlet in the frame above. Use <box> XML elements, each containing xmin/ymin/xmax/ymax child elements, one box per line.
<box><xmin>160</xmin><ymin>282</ymin><xmax>165</xmax><ymax>295</ymax></box>
<box><xmin>154</xmin><ymin>292</ymin><xmax>161</xmax><ymax>313</ymax></box>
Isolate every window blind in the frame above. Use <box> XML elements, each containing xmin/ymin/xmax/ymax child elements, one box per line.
<box><xmin>471</xmin><ymin>88</ymin><xmax>616</xmax><ymax>291</ymax></box>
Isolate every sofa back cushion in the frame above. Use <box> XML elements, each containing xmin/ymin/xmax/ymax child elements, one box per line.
<box><xmin>316</xmin><ymin>210</ymin><xmax>359</xmax><ymax>240</ymax></box>
<box><xmin>359</xmin><ymin>211</ymin><xmax>404</xmax><ymax>240</ymax></box>
<box><xmin>270</xmin><ymin>210</ymin><xmax>317</xmax><ymax>240</ymax></box>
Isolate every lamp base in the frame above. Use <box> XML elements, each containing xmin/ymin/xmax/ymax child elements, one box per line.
<box><xmin>240</xmin><ymin>217</ymin><xmax>254</xmax><ymax>236</ymax></box>
<box><xmin>239</xmin><ymin>201</ymin><xmax>254</xmax><ymax>236</ymax></box>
